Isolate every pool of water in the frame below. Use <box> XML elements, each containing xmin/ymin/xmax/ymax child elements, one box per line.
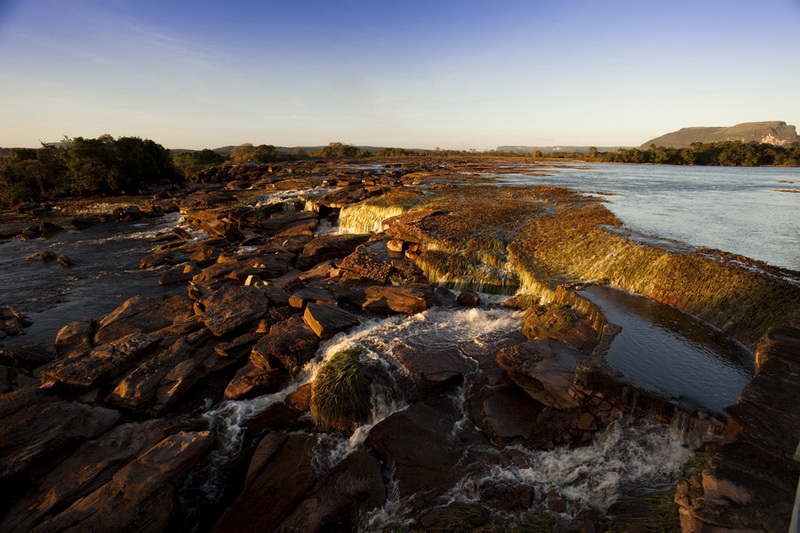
<box><xmin>580</xmin><ymin>285</ymin><xmax>754</xmax><ymax>413</ymax></box>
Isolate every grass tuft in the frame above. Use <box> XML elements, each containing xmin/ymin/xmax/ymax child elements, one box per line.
<box><xmin>310</xmin><ymin>348</ymin><xmax>370</xmax><ymax>431</ymax></box>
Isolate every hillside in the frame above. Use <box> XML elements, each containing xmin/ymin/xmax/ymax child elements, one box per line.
<box><xmin>641</xmin><ymin>121</ymin><xmax>799</xmax><ymax>149</ymax></box>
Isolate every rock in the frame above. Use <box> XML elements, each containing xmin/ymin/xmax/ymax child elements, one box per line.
<box><xmin>361</xmin><ymin>284</ymin><xmax>433</xmax><ymax>315</ymax></box>
<box><xmin>288</xmin><ymin>286</ymin><xmax>338</xmax><ymax>309</ymax></box>
<box><xmin>338</xmin><ymin>241</ymin><xmax>415</xmax><ymax>284</ymax></box>
<box><xmin>0</xmin><ymin>420</ymin><xmax>167</xmax><ymax>533</ymax></box>
<box><xmin>496</xmin><ymin>339</ymin><xmax>583</xmax><ymax>409</ymax></box>
<box><xmin>382</xmin><ymin>208</ymin><xmax>443</xmax><ymax>243</ymax></box>
<box><xmin>188</xmin><ymin>244</ymin><xmax>223</xmax><ymax>266</ymax></box>
<box><xmin>32</xmin><ymin>431</ymin><xmax>214</xmax><ymax>533</ymax></box>
<box><xmin>56</xmin><ymin>255</ymin><xmax>75</xmax><ymax>267</ymax></box>
<box><xmin>0</xmin><ymin>388</ymin><xmax>121</xmax><ymax>483</ymax></box>
<box><xmin>297</xmin><ymin>233</ymin><xmax>371</xmax><ymax>268</ymax></box>
<box><xmin>138</xmin><ymin>250</ymin><xmax>177</xmax><ymax>269</ymax></box>
<box><xmin>156</xmin><ymin>262</ymin><xmax>199</xmax><ymax>285</ymax></box>
<box><xmin>286</xmin><ymin>383</ymin><xmax>312</xmax><ymax>411</ymax></box>
<box><xmin>152</xmin><ymin>346</ymin><xmax>220</xmax><ymax>412</ymax></box>
<box><xmin>250</xmin><ymin>315</ymin><xmax>320</xmax><ymax>372</ymax></box>
<box><xmin>386</xmin><ymin>239</ymin><xmax>405</xmax><ymax>253</ymax></box>
<box><xmin>40</xmin><ymin>333</ymin><xmax>162</xmax><ymax>390</ymax></box>
<box><xmin>302</xmin><ymin>303</ymin><xmax>360</xmax><ymax>339</ymax></box>
<box><xmin>199</xmin><ymin>217</ymin><xmax>245</xmax><ymax>241</ymax></box>
<box><xmin>214</xmin><ymin>332</ymin><xmax>262</xmax><ymax>358</ymax></box>
<box><xmin>54</xmin><ymin>318</ymin><xmax>95</xmax><ymax>359</ymax></box>
<box><xmin>392</xmin><ymin>344</ymin><xmax>473</xmax><ymax>391</ymax></box>
<box><xmin>432</xmin><ymin>287</ymin><xmax>458</xmax><ymax>307</ymax></box>
<box><xmin>366</xmin><ymin>399</ymin><xmax>464</xmax><ymax>498</ymax></box>
<box><xmin>213</xmin><ymin>433</ymin><xmax>318</xmax><ymax>533</ymax></box>
<box><xmin>259</xmin><ymin>210</ymin><xmax>319</xmax><ymax>235</ymax></box>
<box><xmin>105</xmin><ymin>337</ymin><xmax>195</xmax><ymax>409</ymax></box>
<box><xmin>276</xmin><ymin>450</ymin><xmax>387</xmax><ymax>533</ymax></box>
<box><xmin>457</xmin><ymin>290</ymin><xmax>480</xmax><ymax>307</ymax></box>
<box><xmin>93</xmin><ymin>294</ymin><xmax>195</xmax><ymax>345</ymax></box>
<box><xmin>201</xmin><ymin>284</ymin><xmax>269</xmax><ymax>337</ymax></box>
<box><xmin>224</xmin><ymin>362</ymin><xmax>281</xmax><ymax>400</ymax></box>
<box><xmin>0</xmin><ymin>344</ymin><xmax>54</xmax><ymax>370</ymax></box>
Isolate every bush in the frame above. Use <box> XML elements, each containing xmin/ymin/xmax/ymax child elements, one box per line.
<box><xmin>310</xmin><ymin>348</ymin><xmax>370</xmax><ymax>431</ymax></box>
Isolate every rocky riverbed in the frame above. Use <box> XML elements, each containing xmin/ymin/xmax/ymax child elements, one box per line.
<box><xmin>0</xmin><ymin>159</ymin><xmax>797</xmax><ymax>532</ymax></box>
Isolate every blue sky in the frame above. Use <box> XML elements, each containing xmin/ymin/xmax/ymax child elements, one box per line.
<box><xmin>1</xmin><ymin>0</ymin><xmax>799</xmax><ymax>149</ymax></box>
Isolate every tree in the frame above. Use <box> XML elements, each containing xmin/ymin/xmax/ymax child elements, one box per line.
<box><xmin>319</xmin><ymin>142</ymin><xmax>359</xmax><ymax>159</ymax></box>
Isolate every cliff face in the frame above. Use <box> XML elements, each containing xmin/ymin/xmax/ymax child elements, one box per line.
<box><xmin>641</xmin><ymin>121</ymin><xmax>799</xmax><ymax>149</ymax></box>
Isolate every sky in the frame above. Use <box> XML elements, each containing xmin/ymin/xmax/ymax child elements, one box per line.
<box><xmin>1</xmin><ymin>0</ymin><xmax>799</xmax><ymax>150</ymax></box>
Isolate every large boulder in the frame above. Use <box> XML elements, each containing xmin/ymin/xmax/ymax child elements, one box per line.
<box><xmin>31</xmin><ymin>431</ymin><xmax>214</xmax><ymax>533</ymax></box>
<box><xmin>392</xmin><ymin>344</ymin><xmax>474</xmax><ymax>391</ymax></box>
<box><xmin>213</xmin><ymin>433</ymin><xmax>318</xmax><ymax>533</ymax></box>
<box><xmin>496</xmin><ymin>339</ymin><xmax>583</xmax><ymax>410</ymax></box>
<box><xmin>54</xmin><ymin>318</ymin><xmax>95</xmax><ymax>359</ymax></box>
<box><xmin>275</xmin><ymin>450</ymin><xmax>387</xmax><ymax>533</ymax></box>
<box><xmin>201</xmin><ymin>284</ymin><xmax>269</xmax><ymax>337</ymax></box>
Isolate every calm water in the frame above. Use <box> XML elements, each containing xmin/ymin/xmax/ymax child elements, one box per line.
<box><xmin>581</xmin><ymin>286</ymin><xmax>754</xmax><ymax>413</ymax></box>
<box><xmin>495</xmin><ymin>163</ymin><xmax>800</xmax><ymax>271</ymax></box>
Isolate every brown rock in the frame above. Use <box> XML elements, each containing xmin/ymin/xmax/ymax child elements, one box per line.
<box><xmin>0</xmin><ymin>388</ymin><xmax>121</xmax><ymax>482</ymax></box>
<box><xmin>213</xmin><ymin>433</ymin><xmax>317</xmax><ymax>533</ymax></box>
<box><xmin>200</xmin><ymin>217</ymin><xmax>245</xmax><ymax>241</ymax></box>
<box><xmin>40</xmin><ymin>333</ymin><xmax>162</xmax><ymax>390</ymax></box>
<box><xmin>224</xmin><ymin>362</ymin><xmax>281</xmax><ymax>400</ymax></box>
<box><xmin>0</xmin><ymin>420</ymin><xmax>167</xmax><ymax>533</ymax></box>
<box><xmin>457</xmin><ymin>290</ymin><xmax>480</xmax><ymax>307</ymax></box>
<box><xmin>201</xmin><ymin>284</ymin><xmax>269</xmax><ymax>337</ymax></box>
<box><xmin>32</xmin><ymin>431</ymin><xmax>214</xmax><ymax>533</ymax></box>
<box><xmin>302</xmin><ymin>303</ymin><xmax>360</xmax><ymax>339</ymax></box>
<box><xmin>276</xmin><ymin>450</ymin><xmax>387</xmax><ymax>532</ymax></box>
<box><xmin>93</xmin><ymin>294</ymin><xmax>195</xmax><ymax>345</ymax></box>
<box><xmin>250</xmin><ymin>315</ymin><xmax>320</xmax><ymax>372</ymax></box>
<box><xmin>297</xmin><ymin>233</ymin><xmax>370</xmax><ymax>267</ymax></box>
<box><xmin>158</xmin><ymin>261</ymin><xmax>203</xmax><ymax>285</ymax></box>
<box><xmin>288</xmin><ymin>286</ymin><xmax>337</xmax><ymax>309</ymax></box>
<box><xmin>286</xmin><ymin>383</ymin><xmax>312</xmax><ymax>411</ymax></box>
<box><xmin>362</xmin><ymin>284</ymin><xmax>433</xmax><ymax>315</ymax></box>
<box><xmin>576</xmin><ymin>412</ymin><xmax>597</xmax><ymax>431</ymax></box>
<box><xmin>53</xmin><ymin>317</ymin><xmax>94</xmax><ymax>359</ymax></box>
<box><xmin>496</xmin><ymin>339</ymin><xmax>583</xmax><ymax>410</ymax></box>
<box><xmin>392</xmin><ymin>344</ymin><xmax>472</xmax><ymax>390</ymax></box>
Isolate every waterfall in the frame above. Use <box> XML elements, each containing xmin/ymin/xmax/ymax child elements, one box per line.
<box><xmin>339</xmin><ymin>203</ymin><xmax>409</xmax><ymax>234</ymax></box>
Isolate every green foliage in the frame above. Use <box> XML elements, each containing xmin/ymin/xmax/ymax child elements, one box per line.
<box><xmin>229</xmin><ymin>143</ymin><xmax>280</xmax><ymax>164</ymax></box>
<box><xmin>0</xmin><ymin>135</ymin><xmax>179</xmax><ymax>205</ymax></box>
<box><xmin>318</xmin><ymin>142</ymin><xmax>360</xmax><ymax>159</ymax></box>
<box><xmin>589</xmin><ymin>140</ymin><xmax>800</xmax><ymax>166</ymax></box>
<box><xmin>172</xmin><ymin>148</ymin><xmax>226</xmax><ymax>178</ymax></box>
<box><xmin>607</xmin><ymin>491</ymin><xmax>681</xmax><ymax>532</ymax></box>
<box><xmin>310</xmin><ymin>348</ymin><xmax>370</xmax><ymax>431</ymax></box>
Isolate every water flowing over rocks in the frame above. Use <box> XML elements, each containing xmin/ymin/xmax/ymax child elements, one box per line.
<box><xmin>0</xmin><ymin>158</ymin><xmax>797</xmax><ymax>531</ymax></box>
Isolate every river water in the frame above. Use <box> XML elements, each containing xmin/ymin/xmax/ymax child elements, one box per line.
<box><xmin>494</xmin><ymin>163</ymin><xmax>800</xmax><ymax>271</ymax></box>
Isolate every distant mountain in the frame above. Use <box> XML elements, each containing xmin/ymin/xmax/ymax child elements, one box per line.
<box><xmin>496</xmin><ymin>146</ymin><xmax>627</xmax><ymax>154</ymax></box>
<box><xmin>640</xmin><ymin>121</ymin><xmax>799</xmax><ymax>149</ymax></box>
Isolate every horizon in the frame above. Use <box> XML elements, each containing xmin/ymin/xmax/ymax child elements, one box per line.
<box><xmin>1</xmin><ymin>0</ymin><xmax>799</xmax><ymax>151</ymax></box>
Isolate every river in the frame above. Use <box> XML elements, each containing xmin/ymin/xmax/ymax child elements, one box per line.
<box><xmin>493</xmin><ymin>163</ymin><xmax>800</xmax><ymax>271</ymax></box>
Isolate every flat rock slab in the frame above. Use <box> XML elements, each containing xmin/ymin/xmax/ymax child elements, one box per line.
<box><xmin>303</xmin><ymin>303</ymin><xmax>360</xmax><ymax>339</ymax></box>
<box><xmin>202</xmin><ymin>284</ymin><xmax>269</xmax><ymax>337</ymax></box>
<box><xmin>362</xmin><ymin>284</ymin><xmax>433</xmax><ymax>315</ymax></box>
<box><xmin>496</xmin><ymin>339</ymin><xmax>584</xmax><ymax>410</ymax></box>
<box><xmin>250</xmin><ymin>315</ymin><xmax>320</xmax><ymax>372</ymax></box>
<box><xmin>392</xmin><ymin>344</ymin><xmax>474</xmax><ymax>390</ymax></box>
<box><xmin>297</xmin><ymin>233</ymin><xmax>371</xmax><ymax>268</ymax></box>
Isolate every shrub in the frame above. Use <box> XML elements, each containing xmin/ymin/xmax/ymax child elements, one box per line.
<box><xmin>310</xmin><ymin>348</ymin><xmax>370</xmax><ymax>431</ymax></box>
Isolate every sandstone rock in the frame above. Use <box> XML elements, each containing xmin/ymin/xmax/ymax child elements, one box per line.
<box><xmin>54</xmin><ymin>318</ymin><xmax>95</xmax><ymax>359</ymax></box>
<box><xmin>188</xmin><ymin>244</ymin><xmax>223</xmax><ymax>266</ymax></box>
<box><xmin>93</xmin><ymin>294</ymin><xmax>195</xmax><ymax>345</ymax></box>
<box><xmin>367</xmin><ymin>400</ymin><xmax>464</xmax><ymax>498</ymax></box>
<box><xmin>362</xmin><ymin>284</ymin><xmax>433</xmax><ymax>315</ymax></box>
<box><xmin>392</xmin><ymin>344</ymin><xmax>473</xmax><ymax>391</ymax></box>
<box><xmin>250</xmin><ymin>315</ymin><xmax>320</xmax><ymax>372</ymax></box>
<box><xmin>152</xmin><ymin>346</ymin><xmax>220</xmax><ymax>412</ymax></box>
<box><xmin>259</xmin><ymin>210</ymin><xmax>319</xmax><ymax>235</ymax></box>
<box><xmin>0</xmin><ymin>419</ymin><xmax>167</xmax><ymax>533</ymax></box>
<box><xmin>297</xmin><ymin>233</ymin><xmax>371</xmax><ymax>267</ymax></box>
<box><xmin>41</xmin><ymin>333</ymin><xmax>162</xmax><ymax>390</ymax></box>
<box><xmin>214</xmin><ymin>332</ymin><xmax>262</xmax><ymax>358</ymax></box>
<box><xmin>105</xmin><ymin>337</ymin><xmax>195</xmax><ymax>409</ymax></box>
<box><xmin>457</xmin><ymin>290</ymin><xmax>480</xmax><ymax>307</ymax></box>
<box><xmin>288</xmin><ymin>286</ymin><xmax>337</xmax><ymax>309</ymax></box>
<box><xmin>200</xmin><ymin>217</ymin><xmax>245</xmax><ymax>242</ymax></box>
<box><xmin>276</xmin><ymin>450</ymin><xmax>387</xmax><ymax>533</ymax></box>
<box><xmin>224</xmin><ymin>362</ymin><xmax>281</xmax><ymax>400</ymax></box>
<box><xmin>201</xmin><ymin>284</ymin><xmax>269</xmax><ymax>337</ymax></box>
<box><xmin>303</xmin><ymin>303</ymin><xmax>360</xmax><ymax>339</ymax></box>
<box><xmin>31</xmin><ymin>431</ymin><xmax>214</xmax><ymax>533</ymax></box>
<box><xmin>339</xmin><ymin>240</ymin><xmax>418</xmax><ymax>284</ymax></box>
<box><xmin>286</xmin><ymin>383</ymin><xmax>312</xmax><ymax>411</ymax></box>
<box><xmin>213</xmin><ymin>433</ymin><xmax>317</xmax><ymax>533</ymax></box>
<box><xmin>138</xmin><ymin>250</ymin><xmax>177</xmax><ymax>269</ymax></box>
<box><xmin>0</xmin><ymin>388</ymin><xmax>121</xmax><ymax>482</ymax></box>
<box><xmin>158</xmin><ymin>261</ymin><xmax>203</xmax><ymax>285</ymax></box>
<box><xmin>496</xmin><ymin>339</ymin><xmax>583</xmax><ymax>409</ymax></box>
<box><xmin>432</xmin><ymin>287</ymin><xmax>458</xmax><ymax>307</ymax></box>
<box><xmin>0</xmin><ymin>344</ymin><xmax>55</xmax><ymax>370</ymax></box>
<box><xmin>383</xmin><ymin>208</ymin><xmax>443</xmax><ymax>243</ymax></box>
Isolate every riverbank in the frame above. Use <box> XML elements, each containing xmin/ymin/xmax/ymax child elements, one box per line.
<box><xmin>0</xmin><ymin>158</ymin><xmax>797</xmax><ymax>531</ymax></box>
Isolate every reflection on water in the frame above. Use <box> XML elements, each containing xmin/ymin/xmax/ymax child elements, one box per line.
<box><xmin>0</xmin><ymin>214</ymin><xmax>183</xmax><ymax>348</ymax></box>
<box><xmin>495</xmin><ymin>163</ymin><xmax>800</xmax><ymax>270</ymax></box>
<box><xmin>581</xmin><ymin>286</ymin><xmax>754</xmax><ymax>412</ymax></box>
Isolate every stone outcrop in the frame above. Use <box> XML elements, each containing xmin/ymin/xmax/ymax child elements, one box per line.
<box><xmin>200</xmin><ymin>284</ymin><xmax>269</xmax><ymax>336</ymax></box>
<box><xmin>676</xmin><ymin>320</ymin><xmax>800</xmax><ymax>532</ymax></box>
<box><xmin>361</xmin><ymin>284</ymin><xmax>433</xmax><ymax>315</ymax></box>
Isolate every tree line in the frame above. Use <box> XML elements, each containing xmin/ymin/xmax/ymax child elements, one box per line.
<box><xmin>568</xmin><ymin>141</ymin><xmax>800</xmax><ymax>166</ymax></box>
